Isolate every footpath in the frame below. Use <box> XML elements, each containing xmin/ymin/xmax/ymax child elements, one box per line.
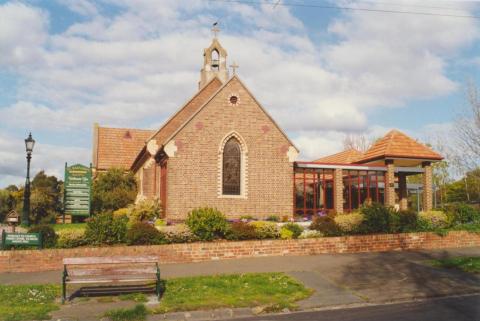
<box><xmin>1</xmin><ymin>247</ymin><xmax>479</xmax><ymax>321</ymax></box>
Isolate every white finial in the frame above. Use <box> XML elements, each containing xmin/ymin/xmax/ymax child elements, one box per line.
<box><xmin>212</xmin><ymin>22</ymin><xmax>220</xmax><ymax>38</ymax></box>
<box><xmin>230</xmin><ymin>61</ymin><xmax>239</xmax><ymax>75</ymax></box>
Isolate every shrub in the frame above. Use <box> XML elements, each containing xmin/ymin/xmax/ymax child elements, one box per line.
<box><xmin>445</xmin><ymin>203</ymin><xmax>480</xmax><ymax>224</ymax></box>
<box><xmin>158</xmin><ymin>224</ymin><xmax>198</xmax><ymax>243</ymax></box>
<box><xmin>113</xmin><ymin>207</ymin><xmax>131</xmax><ymax>218</ymax></box>
<box><xmin>281</xmin><ymin>223</ymin><xmax>303</xmax><ymax>239</ymax></box>
<box><xmin>28</xmin><ymin>225</ymin><xmax>57</xmax><ymax>248</ymax></box>
<box><xmin>310</xmin><ymin>213</ymin><xmax>341</xmax><ymax>236</ymax></box>
<box><xmin>240</xmin><ymin>215</ymin><xmax>255</xmax><ymax>222</ymax></box>
<box><xmin>226</xmin><ymin>221</ymin><xmax>257</xmax><ymax>240</ymax></box>
<box><xmin>280</xmin><ymin>227</ymin><xmax>294</xmax><ymax>239</ymax></box>
<box><xmin>391</xmin><ymin>210</ymin><xmax>418</xmax><ymax>233</ymax></box>
<box><xmin>185</xmin><ymin>207</ymin><xmax>228</xmax><ymax>241</ymax></box>
<box><xmin>85</xmin><ymin>212</ymin><xmax>129</xmax><ymax>245</ymax></box>
<box><xmin>129</xmin><ymin>199</ymin><xmax>162</xmax><ymax>223</ymax></box>
<box><xmin>266</xmin><ymin>215</ymin><xmax>280</xmax><ymax>222</ymax></box>
<box><xmin>126</xmin><ymin>222</ymin><xmax>165</xmax><ymax>245</ymax></box>
<box><xmin>359</xmin><ymin>203</ymin><xmax>395</xmax><ymax>234</ymax></box>
<box><xmin>418</xmin><ymin>211</ymin><xmax>449</xmax><ymax>230</ymax></box>
<box><xmin>56</xmin><ymin>229</ymin><xmax>87</xmax><ymax>248</ymax></box>
<box><xmin>299</xmin><ymin>230</ymin><xmax>323</xmax><ymax>239</ymax></box>
<box><xmin>334</xmin><ymin>212</ymin><xmax>363</xmax><ymax>234</ymax></box>
<box><xmin>281</xmin><ymin>215</ymin><xmax>290</xmax><ymax>223</ymax></box>
<box><xmin>249</xmin><ymin>221</ymin><xmax>280</xmax><ymax>239</ymax></box>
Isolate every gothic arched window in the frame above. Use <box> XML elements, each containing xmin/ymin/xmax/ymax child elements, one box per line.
<box><xmin>222</xmin><ymin>137</ymin><xmax>241</xmax><ymax>195</ymax></box>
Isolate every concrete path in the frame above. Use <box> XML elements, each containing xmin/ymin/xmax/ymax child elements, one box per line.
<box><xmin>1</xmin><ymin>247</ymin><xmax>479</xmax><ymax>321</ymax></box>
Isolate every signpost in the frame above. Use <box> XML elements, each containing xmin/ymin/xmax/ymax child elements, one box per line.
<box><xmin>1</xmin><ymin>231</ymin><xmax>42</xmax><ymax>250</ymax></box>
<box><xmin>64</xmin><ymin>163</ymin><xmax>92</xmax><ymax>222</ymax></box>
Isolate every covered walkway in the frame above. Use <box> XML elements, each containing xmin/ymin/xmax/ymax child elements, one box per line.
<box><xmin>295</xmin><ymin>130</ymin><xmax>443</xmax><ymax>216</ymax></box>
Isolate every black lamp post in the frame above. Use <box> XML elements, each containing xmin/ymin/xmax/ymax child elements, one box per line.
<box><xmin>22</xmin><ymin>132</ymin><xmax>35</xmax><ymax>227</ymax></box>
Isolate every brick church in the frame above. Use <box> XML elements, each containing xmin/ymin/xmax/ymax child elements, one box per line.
<box><xmin>93</xmin><ymin>35</ymin><xmax>299</xmax><ymax>220</ymax></box>
<box><xmin>93</xmin><ymin>35</ymin><xmax>443</xmax><ymax>220</ymax></box>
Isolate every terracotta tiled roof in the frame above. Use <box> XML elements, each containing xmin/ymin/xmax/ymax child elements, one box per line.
<box><xmin>149</xmin><ymin>77</ymin><xmax>223</xmax><ymax>145</ymax></box>
<box><xmin>314</xmin><ymin>149</ymin><xmax>364</xmax><ymax>164</ymax></box>
<box><xmin>95</xmin><ymin>126</ymin><xmax>155</xmax><ymax>170</ymax></box>
<box><xmin>356</xmin><ymin>129</ymin><xmax>443</xmax><ymax>163</ymax></box>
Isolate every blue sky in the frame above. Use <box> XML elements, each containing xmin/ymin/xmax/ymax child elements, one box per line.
<box><xmin>1</xmin><ymin>0</ymin><xmax>479</xmax><ymax>186</ymax></box>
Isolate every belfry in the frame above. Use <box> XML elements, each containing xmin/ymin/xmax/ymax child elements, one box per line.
<box><xmin>199</xmin><ymin>26</ymin><xmax>229</xmax><ymax>88</ymax></box>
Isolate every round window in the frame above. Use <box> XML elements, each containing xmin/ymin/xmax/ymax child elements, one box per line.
<box><xmin>229</xmin><ymin>95</ymin><xmax>238</xmax><ymax>105</ymax></box>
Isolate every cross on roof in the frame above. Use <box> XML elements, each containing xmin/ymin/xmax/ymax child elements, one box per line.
<box><xmin>230</xmin><ymin>61</ymin><xmax>239</xmax><ymax>74</ymax></box>
<box><xmin>211</xmin><ymin>24</ymin><xmax>220</xmax><ymax>38</ymax></box>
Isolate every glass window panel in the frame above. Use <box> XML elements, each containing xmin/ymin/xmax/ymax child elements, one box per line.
<box><xmin>222</xmin><ymin>138</ymin><xmax>241</xmax><ymax>195</ymax></box>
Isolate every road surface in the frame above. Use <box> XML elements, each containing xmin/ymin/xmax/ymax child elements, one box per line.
<box><xmin>231</xmin><ymin>294</ymin><xmax>480</xmax><ymax>321</ymax></box>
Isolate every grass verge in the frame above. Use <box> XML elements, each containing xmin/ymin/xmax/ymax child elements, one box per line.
<box><xmin>105</xmin><ymin>304</ymin><xmax>148</xmax><ymax>321</ymax></box>
<box><xmin>0</xmin><ymin>284</ymin><xmax>60</xmax><ymax>321</ymax></box>
<box><xmin>152</xmin><ymin>272</ymin><xmax>313</xmax><ymax>314</ymax></box>
<box><xmin>430</xmin><ymin>256</ymin><xmax>480</xmax><ymax>273</ymax></box>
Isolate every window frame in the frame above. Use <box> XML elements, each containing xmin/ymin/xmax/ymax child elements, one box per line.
<box><xmin>218</xmin><ymin>132</ymin><xmax>248</xmax><ymax>199</ymax></box>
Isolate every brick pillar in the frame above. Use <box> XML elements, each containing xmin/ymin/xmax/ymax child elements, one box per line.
<box><xmin>334</xmin><ymin>168</ymin><xmax>344</xmax><ymax>214</ymax></box>
<box><xmin>385</xmin><ymin>160</ymin><xmax>395</xmax><ymax>207</ymax></box>
<box><xmin>398</xmin><ymin>173</ymin><xmax>408</xmax><ymax>211</ymax></box>
<box><xmin>422</xmin><ymin>161</ymin><xmax>433</xmax><ymax>211</ymax></box>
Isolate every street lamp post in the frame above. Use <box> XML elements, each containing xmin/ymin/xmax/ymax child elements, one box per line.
<box><xmin>22</xmin><ymin>133</ymin><xmax>35</xmax><ymax>227</ymax></box>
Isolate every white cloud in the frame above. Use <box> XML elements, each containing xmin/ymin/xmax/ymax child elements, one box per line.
<box><xmin>0</xmin><ymin>0</ymin><xmax>478</xmax><ymax>183</ymax></box>
<box><xmin>57</xmin><ymin>0</ymin><xmax>99</xmax><ymax>16</ymax></box>
<box><xmin>0</xmin><ymin>131</ymin><xmax>90</xmax><ymax>186</ymax></box>
<box><xmin>0</xmin><ymin>2</ymin><xmax>48</xmax><ymax>66</ymax></box>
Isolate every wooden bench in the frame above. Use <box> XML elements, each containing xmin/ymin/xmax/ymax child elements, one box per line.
<box><xmin>62</xmin><ymin>256</ymin><xmax>161</xmax><ymax>303</ymax></box>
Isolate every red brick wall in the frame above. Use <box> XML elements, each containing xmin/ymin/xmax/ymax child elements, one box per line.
<box><xmin>1</xmin><ymin>231</ymin><xmax>479</xmax><ymax>273</ymax></box>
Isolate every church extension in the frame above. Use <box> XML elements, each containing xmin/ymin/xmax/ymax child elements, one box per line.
<box><xmin>92</xmin><ymin>35</ymin><xmax>443</xmax><ymax>221</ymax></box>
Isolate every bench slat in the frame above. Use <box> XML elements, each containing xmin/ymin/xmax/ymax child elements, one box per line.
<box><xmin>68</xmin><ymin>267</ymin><xmax>157</xmax><ymax>277</ymax></box>
<box><xmin>66</xmin><ymin>277</ymin><xmax>157</xmax><ymax>284</ymax></box>
<box><xmin>63</xmin><ymin>256</ymin><xmax>158</xmax><ymax>265</ymax></box>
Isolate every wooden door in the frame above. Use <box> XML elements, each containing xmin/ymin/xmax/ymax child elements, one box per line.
<box><xmin>159</xmin><ymin>161</ymin><xmax>167</xmax><ymax>216</ymax></box>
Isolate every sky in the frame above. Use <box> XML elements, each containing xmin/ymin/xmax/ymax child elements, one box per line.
<box><xmin>0</xmin><ymin>0</ymin><xmax>480</xmax><ymax>187</ymax></box>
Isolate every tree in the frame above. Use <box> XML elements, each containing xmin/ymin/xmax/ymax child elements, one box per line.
<box><xmin>0</xmin><ymin>189</ymin><xmax>15</xmax><ymax>222</ymax></box>
<box><xmin>343</xmin><ymin>134</ymin><xmax>380</xmax><ymax>153</ymax></box>
<box><xmin>92</xmin><ymin>168</ymin><xmax>137</xmax><ymax>214</ymax></box>
<box><xmin>30</xmin><ymin>171</ymin><xmax>63</xmax><ymax>224</ymax></box>
<box><xmin>454</xmin><ymin>82</ymin><xmax>480</xmax><ymax>169</ymax></box>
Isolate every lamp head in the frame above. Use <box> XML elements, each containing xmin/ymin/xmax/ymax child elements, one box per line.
<box><xmin>25</xmin><ymin>132</ymin><xmax>35</xmax><ymax>155</ymax></box>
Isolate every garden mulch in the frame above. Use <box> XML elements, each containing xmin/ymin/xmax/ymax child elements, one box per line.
<box><xmin>1</xmin><ymin>247</ymin><xmax>480</xmax><ymax>321</ymax></box>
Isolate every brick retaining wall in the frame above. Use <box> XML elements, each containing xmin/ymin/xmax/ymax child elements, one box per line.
<box><xmin>1</xmin><ymin>231</ymin><xmax>479</xmax><ymax>273</ymax></box>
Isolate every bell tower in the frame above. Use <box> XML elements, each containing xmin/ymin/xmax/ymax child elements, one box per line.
<box><xmin>199</xmin><ymin>25</ymin><xmax>229</xmax><ymax>89</ymax></box>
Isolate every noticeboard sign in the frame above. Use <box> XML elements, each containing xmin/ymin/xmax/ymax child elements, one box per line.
<box><xmin>64</xmin><ymin>163</ymin><xmax>92</xmax><ymax>217</ymax></box>
<box><xmin>1</xmin><ymin>232</ymin><xmax>42</xmax><ymax>249</ymax></box>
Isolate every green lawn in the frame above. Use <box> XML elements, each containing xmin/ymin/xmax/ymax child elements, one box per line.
<box><xmin>0</xmin><ymin>284</ymin><xmax>60</xmax><ymax>321</ymax></box>
<box><xmin>152</xmin><ymin>272</ymin><xmax>313</xmax><ymax>314</ymax></box>
<box><xmin>430</xmin><ymin>257</ymin><xmax>480</xmax><ymax>273</ymax></box>
<box><xmin>51</xmin><ymin>223</ymin><xmax>86</xmax><ymax>232</ymax></box>
<box><xmin>0</xmin><ymin>273</ymin><xmax>311</xmax><ymax>320</ymax></box>
<box><xmin>105</xmin><ymin>304</ymin><xmax>148</xmax><ymax>321</ymax></box>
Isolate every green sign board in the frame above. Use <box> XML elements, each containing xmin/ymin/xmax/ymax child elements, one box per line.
<box><xmin>64</xmin><ymin>163</ymin><xmax>92</xmax><ymax>217</ymax></box>
<box><xmin>1</xmin><ymin>232</ymin><xmax>42</xmax><ymax>249</ymax></box>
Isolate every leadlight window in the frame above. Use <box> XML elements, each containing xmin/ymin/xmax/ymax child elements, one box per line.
<box><xmin>222</xmin><ymin>137</ymin><xmax>241</xmax><ymax>195</ymax></box>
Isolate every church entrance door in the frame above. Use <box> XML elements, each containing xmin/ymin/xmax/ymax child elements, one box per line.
<box><xmin>160</xmin><ymin>161</ymin><xmax>167</xmax><ymax>216</ymax></box>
